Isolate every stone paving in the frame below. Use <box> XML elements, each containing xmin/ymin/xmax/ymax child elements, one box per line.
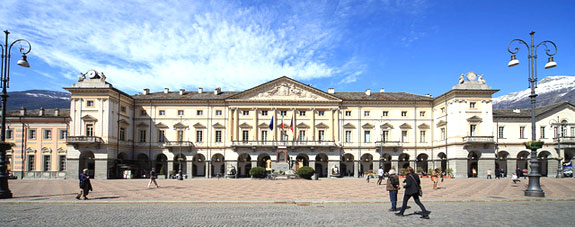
<box><xmin>4</xmin><ymin>177</ymin><xmax>575</xmax><ymax>203</ymax></box>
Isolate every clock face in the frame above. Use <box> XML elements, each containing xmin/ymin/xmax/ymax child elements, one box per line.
<box><xmin>466</xmin><ymin>72</ymin><xmax>477</xmax><ymax>81</ymax></box>
<box><xmin>87</xmin><ymin>71</ymin><xmax>96</xmax><ymax>78</ymax></box>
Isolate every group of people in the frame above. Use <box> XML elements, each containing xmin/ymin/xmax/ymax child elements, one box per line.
<box><xmin>386</xmin><ymin>166</ymin><xmax>431</xmax><ymax>219</ymax></box>
<box><xmin>486</xmin><ymin>168</ymin><xmax>528</xmax><ymax>181</ymax></box>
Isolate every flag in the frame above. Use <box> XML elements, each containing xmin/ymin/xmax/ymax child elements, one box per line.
<box><xmin>269</xmin><ymin>116</ymin><xmax>274</xmax><ymax>130</ymax></box>
<box><xmin>281</xmin><ymin>115</ymin><xmax>285</xmax><ymax>130</ymax></box>
<box><xmin>290</xmin><ymin>117</ymin><xmax>293</xmax><ymax>132</ymax></box>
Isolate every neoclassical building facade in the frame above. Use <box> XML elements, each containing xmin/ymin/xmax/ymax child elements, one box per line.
<box><xmin>64</xmin><ymin>70</ymin><xmax>575</xmax><ymax>179</ymax></box>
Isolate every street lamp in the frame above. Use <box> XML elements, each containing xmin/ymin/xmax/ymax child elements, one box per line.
<box><xmin>0</xmin><ymin>30</ymin><xmax>31</xmax><ymax>199</ymax></box>
<box><xmin>550</xmin><ymin>116</ymin><xmax>564</xmax><ymax>178</ymax></box>
<box><xmin>507</xmin><ymin>31</ymin><xmax>557</xmax><ymax>197</ymax></box>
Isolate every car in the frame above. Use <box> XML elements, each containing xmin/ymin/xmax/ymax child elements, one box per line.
<box><xmin>563</xmin><ymin>162</ymin><xmax>573</xmax><ymax>178</ymax></box>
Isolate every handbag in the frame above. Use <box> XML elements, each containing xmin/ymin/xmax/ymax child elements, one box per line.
<box><xmin>409</xmin><ymin>174</ymin><xmax>423</xmax><ymax>197</ymax></box>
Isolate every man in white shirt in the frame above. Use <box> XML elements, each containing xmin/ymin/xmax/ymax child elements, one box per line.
<box><xmin>377</xmin><ymin>166</ymin><xmax>385</xmax><ymax>185</ymax></box>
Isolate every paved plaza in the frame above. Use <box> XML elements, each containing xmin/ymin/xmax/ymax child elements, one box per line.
<box><xmin>3</xmin><ymin>177</ymin><xmax>575</xmax><ymax>203</ymax></box>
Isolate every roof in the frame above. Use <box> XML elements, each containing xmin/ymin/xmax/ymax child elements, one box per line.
<box><xmin>133</xmin><ymin>91</ymin><xmax>239</xmax><ymax>100</ymax></box>
<box><xmin>5</xmin><ymin>108</ymin><xmax>70</xmax><ymax>118</ymax></box>
<box><xmin>493</xmin><ymin>102</ymin><xmax>573</xmax><ymax>118</ymax></box>
<box><xmin>333</xmin><ymin>92</ymin><xmax>433</xmax><ymax>102</ymax></box>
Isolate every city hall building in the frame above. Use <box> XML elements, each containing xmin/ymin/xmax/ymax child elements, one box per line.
<box><xmin>62</xmin><ymin>70</ymin><xmax>575</xmax><ymax>180</ymax></box>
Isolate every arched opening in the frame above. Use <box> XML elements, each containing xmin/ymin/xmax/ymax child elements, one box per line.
<box><xmin>257</xmin><ymin>153</ymin><xmax>271</xmax><ymax>168</ymax></box>
<box><xmin>155</xmin><ymin>154</ymin><xmax>168</xmax><ymax>178</ymax></box>
<box><xmin>295</xmin><ymin>153</ymin><xmax>309</xmax><ymax>171</ymax></box>
<box><xmin>114</xmin><ymin>152</ymin><xmax>129</xmax><ymax>179</ymax></box>
<box><xmin>237</xmin><ymin>153</ymin><xmax>251</xmax><ymax>178</ymax></box>
<box><xmin>117</xmin><ymin>152</ymin><xmax>128</xmax><ymax>162</ymax></box>
<box><xmin>360</xmin><ymin>153</ymin><xmax>374</xmax><ymax>175</ymax></box>
<box><xmin>136</xmin><ymin>153</ymin><xmax>149</xmax><ymax>178</ymax></box>
<box><xmin>398</xmin><ymin>153</ymin><xmax>410</xmax><ymax>170</ymax></box>
<box><xmin>315</xmin><ymin>153</ymin><xmax>328</xmax><ymax>177</ymax></box>
<box><xmin>538</xmin><ymin>151</ymin><xmax>551</xmax><ymax>177</ymax></box>
<box><xmin>517</xmin><ymin>151</ymin><xmax>530</xmax><ymax>172</ymax></box>
<box><xmin>341</xmin><ymin>153</ymin><xmax>354</xmax><ymax>177</ymax></box>
<box><xmin>416</xmin><ymin>153</ymin><xmax>429</xmax><ymax>174</ymax></box>
<box><xmin>495</xmin><ymin>151</ymin><xmax>509</xmax><ymax>177</ymax></box>
<box><xmin>437</xmin><ymin>152</ymin><xmax>447</xmax><ymax>172</ymax></box>
<box><xmin>467</xmin><ymin>151</ymin><xmax>480</xmax><ymax>178</ymax></box>
<box><xmin>192</xmin><ymin>154</ymin><xmax>206</xmax><ymax>177</ymax></box>
<box><xmin>211</xmin><ymin>153</ymin><xmax>225</xmax><ymax>177</ymax></box>
<box><xmin>173</xmin><ymin>154</ymin><xmax>187</xmax><ymax>177</ymax></box>
<box><xmin>381</xmin><ymin>153</ymin><xmax>392</xmax><ymax>173</ymax></box>
<box><xmin>79</xmin><ymin>151</ymin><xmax>95</xmax><ymax>178</ymax></box>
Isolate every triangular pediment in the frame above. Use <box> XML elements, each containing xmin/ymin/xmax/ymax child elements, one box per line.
<box><xmin>362</xmin><ymin>123</ymin><xmax>375</xmax><ymax>129</ymax></box>
<box><xmin>155</xmin><ymin>122</ymin><xmax>169</xmax><ymax>128</ymax></box>
<box><xmin>193</xmin><ymin>123</ymin><xmax>206</xmax><ymax>128</ymax></box>
<box><xmin>436</xmin><ymin>120</ymin><xmax>447</xmax><ymax>127</ymax></box>
<box><xmin>81</xmin><ymin>115</ymin><xmax>98</xmax><ymax>121</ymax></box>
<box><xmin>296</xmin><ymin>122</ymin><xmax>309</xmax><ymax>128</ymax></box>
<box><xmin>239</xmin><ymin>123</ymin><xmax>252</xmax><ymax>128</ymax></box>
<box><xmin>467</xmin><ymin>115</ymin><xmax>483</xmax><ymax>123</ymax></box>
<box><xmin>418</xmin><ymin>123</ymin><xmax>430</xmax><ymax>129</ymax></box>
<box><xmin>258</xmin><ymin>123</ymin><xmax>269</xmax><ymax>128</ymax></box>
<box><xmin>118</xmin><ymin>119</ymin><xmax>130</xmax><ymax>125</ymax></box>
<box><xmin>174</xmin><ymin>122</ymin><xmax>188</xmax><ymax>128</ymax></box>
<box><xmin>227</xmin><ymin>76</ymin><xmax>341</xmax><ymax>102</ymax></box>
<box><xmin>213</xmin><ymin>123</ymin><xmax>226</xmax><ymax>129</ymax></box>
<box><xmin>380</xmin><ymin>123</ymin><xmax>394</xmax><ymax>129</ymax></box>
<box><xmin>137</xmin><ymin>122</ymin><xmax>149</xmax><ymax>128</ymax></box>
<box><xmin>399</xmin><ymin>123</ymin><xmax>412</xmax><ymax>129</ymax></box>
<box><xmin>343</xmin><ymin>123</ymin><xmax>356</xmax><ymax>129</ymax></box>
<box><xmin>316</xmin><ymin>123</ymin><xmax>329</xmax><ymax>129</ymax></box>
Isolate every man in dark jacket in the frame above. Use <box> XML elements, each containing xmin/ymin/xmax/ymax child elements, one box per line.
<box><xmin>386</xmin><ymin>168</ymin><xmax>400</xmax><ymax>211</ymax></box>
<box><xmin>76</xmin><ymin>169</ymin><xmax>93</xmax><ymax>200</ymax></box>
<box><xmin>495</xmin><ymin>168</ymin><xmax>501</xmax><ymax>179</ymax></box>
<box><xmin>396</xmin><ymin>166</ymin><xmax>430</xmax><ymax>219</ymax></box>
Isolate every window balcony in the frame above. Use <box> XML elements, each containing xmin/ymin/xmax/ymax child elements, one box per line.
<box><xmin>462</xmin><ymin>136</ymin><xmax>495</xmax><ymax>144</ymax></box>
<box><xmin>161</xmin><ymin>141</ymin><xmax>194</xmax><ymax>148</ymax></box>
<box><xmin>375</xmin><ymin>140</ymin><xmax>402</xmax><ymax>148</ymax></box>
<box><xmin>231</xmin><ymin>140</ymin><xmax>339</xmax><ymax>149</ymax></box>
<box><xmin>66</xmin><ymin>136</ymin><xmax>104</xmax><ymax>144</ymax></box>
<box><xmin>553</xmin><ymin>137</ymin><xmax>575</xmax><ymax>148</ymax></box>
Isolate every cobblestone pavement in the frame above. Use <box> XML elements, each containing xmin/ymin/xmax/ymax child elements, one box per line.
<box><xmin>0</xmin><ymin>201</ymin><xmax>573</xmax><ymax>226</ymax></box>
<box><xmin>4</xmin><ymin>177</ymin><xmax>575</xmax><ymax>202</ymax></box>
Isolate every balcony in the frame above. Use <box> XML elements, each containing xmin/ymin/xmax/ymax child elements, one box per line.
<box><xmin>67</xmin><ymin>136</ymin><xmax>104</xmax><ymax>144</ymax></box>
<box><xmin>231</xmin><ymin>140</ymin><xmax>339</xmax><ymax>149</ymax></box>
<box><xmin>161</xmin><ymin>141</ymin><xmax>194</xmax><ymax>148</ymax></box>
<box><xmin>553</xmin><ymin>137</ymin><xmax>575</xmax><ymax>148</ymax></box>
<box><xmin>375</xmin><ymin>141</ymin><xmax>402</xmax><ymax>148</ymax></box>
<box><xmin>463</xmin><ymin>136</ymin><xmax>495</xmax><ymax>144</ymax></box>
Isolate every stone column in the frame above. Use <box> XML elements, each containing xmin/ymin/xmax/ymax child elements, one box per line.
<box><xmin>391</xmin><ymin>160</ymin><xmax>399</xmax><ymax>170</ymax></box>
<box><xmin>253</xmin><ymin>108</ymin><xmax>258</xmax><ymax>141</ymax></box>
<box><xmin>450</xmin><ymin>159</ymin><xmax>467</xmax><ymax>178</ymax></box>
<box><xmin>235</xmin><ymin>108</ymin><xmax>240</xmax><ymax>141</ymax></box>
<box><xmin>373</xmin><ymin>160</ymin><xmax>379</xmax><ymax>172</ymax></box>
<box><xmin>187</xmin><ymin>161</ymin><xmax>193</xmax><ymax>179</ymax></box>
<box><xmin>328</xmin><ymin>160</ymin><xmax>338</xmax><ymax>177</ymax></box>
<box><xmin>354</xmin><ymin>161</ymin><xmax>359</xmax><ymax>177</ymax></box>
<box><xmin>311</xmin><ymin>108</ymin><xmax>316</xmax><ymax>141</ymax></box>
<box><xmin>329</xmin><ymin>109</ymin><xmax>334</xmax><ymax>141</ymax></box>
<box><xmin>335</xmin><ymin>109</ymin><xmax>340</xmax><ymax>143</ymax></box>
<box><xmin>228</xmin><ymin>108</ymin><xmax>234</xmax><ymax>143</ymax></box>
<box><xmin>205</xmin><ymin>161</ymin><xmax>210</xmax><ymax>178</ymax></box>
<box><xmin>272</xmin><ymin>108</ymin><xmax>277</xmax><ymax>141</ymax></box>
<box><xmin>66</xmin><ymin>158</ymin><xmax>79</xmax><ymax>180</ymax></box>
<box><xmin>548</xmin><ymin>159</ymin><xmax>559</xmax><ymax>178</ymax></box>
<box><xmin>95</xmin><ymin>159</ymin><xmax>108</xmax><ymax>179</ymax></box>
<box><xmin>477</xmin><ymin>158</ymin><xmax>495</xmax><ymax>178</ymax></box>
<box><xmin>507</xmin><ymin>159</ymin><xmax>517</xmax><ymax>178</ymax></box>
<box><xmin>251</xmin><ymin>160</ymin><xmax>257</xmax><ymax>175</ymax></box>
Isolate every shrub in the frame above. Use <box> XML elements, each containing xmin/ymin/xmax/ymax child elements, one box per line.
<box><xmin>295</xmin><ymin>166</ymin><xmax>315</xmax><ymax>179</ymax></box>
<box><xmin>399</xmin><ymin>168</ymin><xmax>407</xmax><ymax>176</ymax></box>
<box><xmin>249</xmin><ymin>167</ymin><xmax>267</xmax><ymax>178</ymax></box>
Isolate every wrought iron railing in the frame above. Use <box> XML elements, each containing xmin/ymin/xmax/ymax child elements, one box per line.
<box><xmin>66</xmin><ymin>136</ymin><xmax>103</xmax><ymax>143</ymax></box>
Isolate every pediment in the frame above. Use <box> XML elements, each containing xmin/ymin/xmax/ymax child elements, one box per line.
<box><xmin>296</xmin><ymin>122</ymin><xmax>309</xmax><ymax>128</ymax></box>
<box><xmin>118</xmin><ymin>119</ymin><xmax>130</xmax><ymax>125</ymax></box>
<box><xmin>258</xmin><ymin>123</ymin><xmax>269</xmax><ymax>128</ymax></box>
<box><xmin>174</xmin><ymin>122</ymin><xmax>188</xmax><ymax>128</ymax></box>
<box><xmin>213</xmin><ymin>123</ymin><xmax>226</xmax><ymax>129</ymax></box>
<box><xmin>57</xmin><ymin>147</ymin><xmax>67</xmax><ymax>154</ymax></box>
<box><xmin>239</xmin><ymin>123</ymin><xmax>252</xmax><ymax>128</ymax></box>
<box><xmin>399</xmin><ymin>123</ymin><xmax>412</xmax><ymax>129</ymax></box>
<box><xmin>380</xmin><ymin>123</ymin><xmax>394</xmax><ymax>129</ymax></box>
<box><xmin>193</xmin><ymin>123</ymin><xmax>206</xmax><ymax>128</ymax></box>
<box><xmin>42</xmin><ymin>147</ymin><xmax>51</xmax><ymax>154</ymax></box>
<box><xmin>227</xmin><ymin>76</ymin><xmax>340</xmax><ymax>102</ymax></box>
<box><xmin>418</xmin><ymin>123</ymin><xmax>430</xmax><ymax>129</ymax></box>
<box><xmin>436</xmin><ymin>120</ymin><xmax>447</xmax><ymax>127</ymax></box>
<box><xmin>137</xmin><ymin>122</ymin><xmax>149</xmax><ymax>128</ymax></box>
<box><xmin>467</xmin><ymin>115</ymin><xmax>483</xmax><ymax>123</ymax></box>
<box><xmin>316</xmin><ymin>123</ymin><xmax>329</xmax><ymax>129</ymax></box>
<box><xmin>155</xmin><ymin>122</ymin><xmax>169</xmax><ymax>128</ymax></box>
<box><xmin>81</xmin><ymin>115</ymin><xmax>98</xmax><ymax>121</ymax></box>
<box><xmin>343</xmin><ymin>123</ymin><xmax>356</xmax><ymax>129</ymax></box>
<box><xmin>362</xmin><ymin>123</ymin><xmax>375</xmax><ymax>129</ymax></box>
<box><xmin>26</xmin><ymin>148</ymin><xmax>36</xmax><ymax>154</ymax></box>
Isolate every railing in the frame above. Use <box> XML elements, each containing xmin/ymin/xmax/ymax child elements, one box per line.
<box><xmin>375</xmin><ymin>141</ymin><xmax>402</xmax><ymax>148</ymax></box>
<box><xmin>463</xmin><ymin>136</ymin><xmax>494</xmax><ymax>144</ymax></box>
<box><xmin>231</xmin><ymin>140</ymin><xmax>338</xmax><ymax>147</ymax></box>
<box><xmin>161</xmin><ymin>141</ymin><xmax>194</xmax><ymax>147</ymax></box>
<box><xmin>67</xmin><ymin>136</ymin><xmax>103</xmax><ymax>144</ymax></box>
<box><xmin>554</xmin><ymin>137</ymin><xmax>575</xmax><ymax>144</ymax></box>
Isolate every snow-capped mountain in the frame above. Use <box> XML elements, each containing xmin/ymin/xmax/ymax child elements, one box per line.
<box><xmin>493</xmin><ymin>75</ymin><xmax>575</xmax><ymax>109</ymax></box>
<box><xmin>4</xmin><ymin>90</ymin><xmax>70</xmax><ymax>110</ymax></box>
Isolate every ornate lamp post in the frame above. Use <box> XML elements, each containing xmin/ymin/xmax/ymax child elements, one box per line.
<box><xmin>0</xmin><ymin>30</ymin><xmax>31</xmax><ymax>199</ymax></box>
<box><xmin>507</xmin><ymin>31</ymin><xmax>557</xmax><ymax>197</ymax></box>
<box><xmin>550</xmin><ymin>116</ymin><xmax>564</xmax><ymax>178</ymax></box>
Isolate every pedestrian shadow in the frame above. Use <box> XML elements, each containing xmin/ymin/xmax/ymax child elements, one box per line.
<box><xmin>14</xmin><ymin>193</ymin><xmax>78</xmax><ymax>199</ymax></box>
<box><xmin>92</xmin><ymin>196</ymin><xmax>121</xmax><ymax>200</ymax></box>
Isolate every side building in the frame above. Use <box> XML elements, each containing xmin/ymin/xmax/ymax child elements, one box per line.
<box><xmin>63</xmin><ymin>70</ymin><xmax>575</xmax><ymax>179</ymax></box>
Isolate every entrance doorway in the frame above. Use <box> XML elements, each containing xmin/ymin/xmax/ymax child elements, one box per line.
<box><xmin>341</xmin><ymin>153</ymin><xmax>354</xmax><ymax>177</ymax></box>
<box><xmin>79</xmin><ymin>150</ymin><xmax>95</xmax><ymax>178</ymax></box>
<box><xmin>467</xmin><ymin>151</ymin><xmax>480</xmax><ymax>178</ymax></box>
<box><xmin>315</xmin><ymin>153</ymin><xmax>328</xmax><ymax>177</ymax></box>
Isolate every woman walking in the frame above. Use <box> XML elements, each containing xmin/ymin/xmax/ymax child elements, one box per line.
<box><xmin>431</xmin><ymin>169</ymin><xmax>439</xmax><ymax>190</ymax></box>
<box><xmin>147</xmin><ymin>168</ymin><xmax>159</xmax><ymax>188</ymax></box>
<box><xmin>396</xmin><ymin>167</ymin><xmax>430</xmax><ymax>219</ymax></box>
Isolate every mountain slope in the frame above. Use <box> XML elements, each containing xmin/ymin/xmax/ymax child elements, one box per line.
<box><xmin>493</xmin><ymin>75</ymin><xmax>575</xmax><ymax>109</ymax></box>
<box><xmin>4</xmin><ymin>90</ymin><xmax>70</xmax><ymax>110</ymax></box>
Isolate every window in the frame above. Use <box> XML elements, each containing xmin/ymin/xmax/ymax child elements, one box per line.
<box><xmin>158</xmin><ymin>130</ymin><xmax>165</xmax><ymax>142</ymax></box>
<box><xmin>196</xmin><ymin>130</ymin><xmax>203</xmax><ymax>143</ymax></box>
<box><xmin>364</xmin><ymin>111</ymin><xmax>370</xmax><ymax>117</ymax></box>
<box><xmin>345</xmin><ymin>111</ymin><xmax>351</xmax><ymax>116</ymax></box>
<box><xmin>140</xmin><ymin>110</ymin><xmax>147</xmax><ymax>116</ymax></box>
<box><xmin>401</xmin><ymin>111</ymin><xmax>407</xmax><ymax>117</ymax></box>
<box><xmin>318</xmin><ymin>111</ymin><xmax>325</xmax><ymax>116</ymax></box>
<box><xmin>85</xmin><ymin>124</ymin><xmax>93</xmax><ymax>137</ymax></box>
<box><xmin>441</xmin><ymin>128</ymin><xmax>446</xmax><ymax>140</ymax></box>
<box><xmin>215</xmin><ymin>130</ymin><xmax>222</xmax><ymax>143</ymax></box>
<box><xmin>383</xmin><ymin>131</ymin><xmax>389</xmax><ymax>142</ymax></box>
<box><xmin>178</xmin><ymin>110</ymin><xmax>184</xmax><ymax>115</ymax></box>
<box><xmin>121</xmin><ymin>106</ymin><xmax>126</xmax><ymax>113</ymax></box>
<box><xmin>197</xmin><ymin>110</ymin><xmax>203</xmax><ymax>116</ymax></box>
<box><xmin>420</xmin><ymin>111</ymin><xmax>425</xmax><ymax>117</ymax></box>
<box><xmin>364</xmin><ymin>131</ymin><xmax>371</xmax><ymax>143</ymax></box>
<box><xmin>242</xmin><ymin>111</ymin><xmax>249</xmax><ymax>116</ymax></box>
<box><xmin>6</xmin><ymin>129</ymin><xmax>12</xmax><ymax>139</ymax></box>
<box><xmin>520</xmin><ymin>126</ymin><xmax>526</xmax><ymax>139</ymax></box>
<box><xmin>59</xmin><ymin>155</ymin><xmax>66</xmax><ymax>171</ymax></box>
<box><xmin>540</xmin><ymin>126</ymin><xmax>546</xmax><ymax>139</ymax></box>
<box><xmin>261</xmin><ymin>131</ymin><xmax>267</xmax><ymax>142</ymax></box>
<box><xmin>29</xmin><ymin>129</ymin><xmax>37</xmax><ymax>139</ymax></box>
<box><xmin>261</xmin><ymin>110</ymin><xmax>268</xmax><ymax>116</ymax></box>
<box><xmin>382</xmin><ymin>111</ymin><xmax>388</xmax><ymax>117</ymax></box>
<box><xmin>299</xmin><ymin>130</ymin><xmax>306</xmax><ymax>141</ymax></box>
<box><xmin>345</xmin><ymin>131</ymin><xmax>352</xmax><ymax>143</ymax></box>
<box><xmin>318</xmin><ymin>130</ymin><xmax>325</xmax><ymax>141</ymax></box>
<box><xmin>420</xmin><ymin>131</ymin><xmax>426</xmax><ymax>143</ymax></box>
<box><xmin>561</xmin><ymin>121</ymin><xmax>568</xmax><ymax>137</ymax></box>
<box><xmin>498</xmin><ymin>126</ymin><xmax>504</xmax><ymax>138</ymax></box>
<box><xmin>119</xmin><ymin>128</ymin><xmax>126</xmax><ymax>141</ymax></box>
<box><xmin>571</xmin><ymin>127</ymin><xmax>575</xmax><ymax>138</ymax></box>
<box><xmin>178</xmin><ymin>130</ymin><xmax>184</xmax><ymax>142</ymax></box>
<box><xmin>280</xmin><ymin>111</ymin><xmax>287</xmax><ymax>116</ymax></box>
<box><xmin>441</xmin><ymin>107</ymin><xmax>445</xmax><ymax>113</ymax></box>
<box><xmin>299</xmin><ymin>111</ymin><xmax>306</xmax><ymax>116</ymax></box>
<box><xmin>159</xmin><ymin>110</ymin><xmax>165</xmax><ymax>116</ymax></box>
<box><xmin>470</xmin><ymin>125</ymin><xmax>477</xmax><ymax>137</ymax></box>
<box><xmin>242</xmin><ymin>130</ymin><xmax>249</xmax><ymax>142</ymax></box>
<box><xmin>470</xmin><ymin>102</ymin><xmax>476</xmax><ymax>109</ymax></box>
<box><xmin>401</xmin><ymin>131</ymin><xmax>408</xmax><ymax>142</ymax></box>
<box><xmin>215</xmin><ymin>110</ymin><xmax>222</xmax><ymax>116</ymax></box>
<box><xmin>43</xmin><ymin>130</ymin><xmax>52</xmax><ymax>139</ymax></box>
<box><xmin>28</xmin><ymin>155</ymin><xmax>35</xmax><ymax>171</ymax></box>
<box><xmin>139</xmin><ymin>130</ymin><xmax>146</xmax><ymax>143</ymax></box>
<box><xmin>59</xmin><ymin>130</ymin><xmax>67</xmax><ymax>140</ymax></box>
<box><xmin>87</xmin><ymin>100</ymin><xmax>94</xmax><ymax>107</ymax></box>
<box><xmin>43</xmin><ymin>155</ymin><xmax>51</xmax><ymax>171</ymax></box>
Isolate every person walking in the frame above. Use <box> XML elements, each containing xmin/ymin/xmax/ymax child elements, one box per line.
<box><xmin>386</xmin><ymin>169</ymin><xmax>400</xmax><ymax>211</ymax></box>
<box><xmin>377</xmin><ymin>166</ymin><xmax>385</xmax><ymax>185</ymax></box>
<box><xmin>471</xmin><ymin>168</ymin><xmax>477</xmax><ymax>178</ymax></box>
<box><xmin>495</xmin><ymin>168</ymin><xmax>501</xmax><ymax>179</ymax></box>
<box><xmin>147</xmin><ymin>167</ymin><xmax>159</xmax><ymax>188</ymax></box>
<box><xmin>487</xmin><ymin>169</ymin><xmax>492</xmax><ymax>179</ymax></box>
<box><xmin>516</xmin><ymin>168</ymin><xmax>522</xmax><ymax>179</ymax></box>
<box><xmin>76</xmin><ymin>169</ymin><xmax>93</xmax><ymax>200</ymax></box>
<box><xmin>396</xmin><ymin>167</ymin><xmax>430</xmax><ymax>219</ymax></box>
<box><xmin>431</xmin><ymin>169</ymin><xmax>439</xmax><ymax>190</ymax></box>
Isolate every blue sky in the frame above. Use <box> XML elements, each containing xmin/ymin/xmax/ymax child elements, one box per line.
<box><xmin>1</xmin><ymin>0</ymin><xmax>574</xmax><ymax>97</ymax></box>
